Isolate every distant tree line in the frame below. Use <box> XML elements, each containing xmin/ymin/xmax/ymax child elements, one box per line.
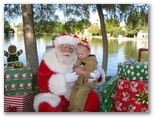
<box><xmin>5</xmin><ymin>15</ymin><xmax>148</xmax><ymax>38</ymax></box>
<box><xmin>4</xmin><ymin>21</ymin><xmax>14</xmax><ymax>35</ymax></box>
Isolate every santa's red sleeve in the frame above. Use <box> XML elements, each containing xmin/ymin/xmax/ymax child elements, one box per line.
<box><xmin>37</xmin><ymin>60</ymin><xmax>55</xmax><ymax>92</ymax></box>
<box><xmin>37</xmin><ymin>60</ymin><xmax>67</xmax><ymax>95</ymax></box>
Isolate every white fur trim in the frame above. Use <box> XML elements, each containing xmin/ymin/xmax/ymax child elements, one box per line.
<box><xmin>48</xmin><ymin>73</ymin><xmax>67</xmax><ymax>95</ymax></box>
<box><xmin>33</xmin><ymin>93</ymin><xmax>61</xmax><ymax>112</ymax></box>
<box><xmin>97</xmin><ymin>66</ymin><xmax>106</xmax><ymax>86</ymax></box>
<box><xmin>54</xmin><ymin>35</ymin><xmax>78</xmax><ymax>47</ymax></box>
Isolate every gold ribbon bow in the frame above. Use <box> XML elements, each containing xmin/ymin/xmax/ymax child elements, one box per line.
<box><xmin>12</xmin><ymin>62</ymin><xmax>23</xmax><ymax>68</ymax></box>
<box><xmin>136</xmin><ymin>92</ymin><xmax>148</xmax><ymax>105</ymax></box>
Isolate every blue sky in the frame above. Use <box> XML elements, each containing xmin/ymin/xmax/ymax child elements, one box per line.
<box><xmin>89</xmin><ymin>12</ymin><xmax>99</xmax><ymax>23</ymax></box>
<box><xmin>55</xmin><ymin>9</ymin><xmax>99</xmax><ymax>24</ymax></box>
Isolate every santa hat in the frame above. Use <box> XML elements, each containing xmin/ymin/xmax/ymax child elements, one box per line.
<box><xmin>54</xmin><ymin>33</ymin><xmax>78</xmax><ymax>47</ymax></box>
<box><xmin>78</xmin><ymin>40</ymin><xmax>90</xmax><ymax>51</ymax></box>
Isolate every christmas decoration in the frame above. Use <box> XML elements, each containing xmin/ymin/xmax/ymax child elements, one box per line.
<box><xmin>136</xmin><ymin>92</ymin><xmax>148</xmax><ymax>105</ymax></box>
<box><xmin>112</xmin><ymin>77</ymin><xmax>148</xmax><ymax>112</ymax></box>
<box><xmin>12</xmin><ymin>62</ymin><xmax>24</xmax><ymax>68</ymax></box>
<box><xmin>100</xmin><ymin>75</ymin><xmax>119</xmax><ymax>112</ymax></box>
<box><xmin>104</xmin><ymin>48</ymin><xmax>149</xmax><ymax>112</ymax></box>
<box><xmin>4</xmin><ymin>44</ymin><xmax>23</xmax><ymax>67</ymax></box>
<box><xmin>138</xmin><ymin>48</ymin><xmax>148</xmax><ymax>62</ymax></box>
<box><xmin>117</xmin><ymin>58</ymin><xmax>148</xmax><ymax>80</ymax></box>
<box><xmin>4</xmin><ymin>67</ymin><xmax>33</xmax><ymax>95</ymax></box>
<box><xmin>4</xmin><ymin>91</ymin><xmax>36</xmax><ymax>112</ymax></box>
<box><xmin>6</xmin><ymin>105</ymin><xmax>17</xmax><ymax>112</ymax></box>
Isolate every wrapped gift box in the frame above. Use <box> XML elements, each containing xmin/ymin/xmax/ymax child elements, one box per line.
<box><xmin>112</xmin><ymin>77</ymin><xmax>148</xmax><ymax>112</ymax></box>
<box><xmin>4</xmin><ymin>67</ymin><xmax>33</xmax><ymax>95</ymax></box>
<box><xmin>4</xmin><ymin>91</ymin><xmax>36</xmax><ymax>112</ymax></box>
<box><xmin>117</xmin><ymin>62</ymin><xmax>148</xmax><ymax>81</ymax></box>
<box><xmin>100</xmin><ymin>76</ymin><xmax>118</xmax><ymax>112</ymax></box>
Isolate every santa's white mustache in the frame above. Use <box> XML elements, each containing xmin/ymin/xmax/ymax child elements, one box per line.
<box><xmin>62</xmin><ymin>52</ymin><xmax>71</xmax><ymax>56</ymax></box>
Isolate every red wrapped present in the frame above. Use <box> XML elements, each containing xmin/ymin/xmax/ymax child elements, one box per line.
<box><xmin>112</xmin><ymin>77</ymin><xmax>148</xmax><ymax>112</ymax></box>
<box><xmin>4</xmin><ymin>91</ymin><xmax>35</xmax><ymax>112</ymax></box>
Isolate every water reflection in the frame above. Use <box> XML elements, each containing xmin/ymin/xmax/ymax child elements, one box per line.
<box><xmin>4</xmin><ymin>34</ymin><xmax>148</xmax><ymax>76</ymax></box>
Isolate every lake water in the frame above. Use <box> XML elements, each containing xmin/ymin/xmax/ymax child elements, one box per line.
<box><xmin>4</xmin><ymin>34</ymin><xmax>148</xmax><ymax>76</ymax></box>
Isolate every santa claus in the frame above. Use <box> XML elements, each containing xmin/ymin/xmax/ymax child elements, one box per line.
<box><xmin>33</xmin><ymin>33</ymin><xmax>105</xmax><ymax>112</ymax></box>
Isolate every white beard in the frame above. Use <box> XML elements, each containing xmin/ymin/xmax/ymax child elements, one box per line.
<box><xmin>54</xmin><ymin>47</ymin><xmax>77</xmax><ymax>66</ymax></box>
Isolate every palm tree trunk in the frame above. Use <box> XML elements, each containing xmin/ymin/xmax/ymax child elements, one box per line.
<box><xmin>22</xmin><ymin>4</ymin><xmax>39</xmax><ymax>89</ymax></box>
<box><xmin>96</xmin><ymin>4</ymin><xmax>108</xmax><ymax>74</ymax></box>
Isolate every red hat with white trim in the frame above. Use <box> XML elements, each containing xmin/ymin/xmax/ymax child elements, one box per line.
<box><xmin>54</xmin><ymin>32</ymin><xmax>78</xmax><ymax>47</ymax></box>
<box><xmin>78</xmin><ymin>40</ymin><xmax>90</xmax><ymax>51</ymax></box>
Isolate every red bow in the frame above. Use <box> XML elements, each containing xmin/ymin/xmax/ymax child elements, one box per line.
<box><xmin>7</xmin><ymin>105</ymin><xmax>17</xmax><ymax>112</ymax></box>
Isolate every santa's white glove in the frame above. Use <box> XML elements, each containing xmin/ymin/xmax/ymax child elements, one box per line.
<box><xmin>88</xmin><ymin>78</ymin><xmax>97</xmax><ymax>83</ymax></box>
<box><xmin>88</xmin><ymin>70</ymin><xmax>101</xmax><ymax>83</ymax></box>
<box><xmin>64</xmin><ymin>72</ymin><xmax>78</xmax><ymax>83</ymax></box>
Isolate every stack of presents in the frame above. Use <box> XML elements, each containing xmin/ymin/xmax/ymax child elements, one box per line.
<box><xmin>100</xmin><ymin>48</ymin><xmax>148</xmax><ymax>112</ymax></box>
<box><xmin>4</xmin><ymin>45</ymin><xmax>37</xmax><ymax>112</ymax></box>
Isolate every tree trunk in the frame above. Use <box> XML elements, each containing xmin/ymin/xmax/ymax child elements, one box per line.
<box><xmin>96</xmin><ymin>4</ymin><xmax>108</xmax><ymax>74</ymax></box>
<box><xmin>22</xmin><ymin>4</ymin><xmax>39</xmax><ymax>89</ymax></box>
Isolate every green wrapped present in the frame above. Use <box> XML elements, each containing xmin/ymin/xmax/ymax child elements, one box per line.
<box><xmin>4</xmin><ymin>67</ymin><xmax>33</xmax><ymax>95</ymax></box>
<box><xmin>100</xmin><ymin>76</ymin><xmax>118</xmax><ymax>112</ymax></box>
<box><xmin>117</xmin><ymin>62</ymin><xmax>148</xmax><ymax>81</ymax></box>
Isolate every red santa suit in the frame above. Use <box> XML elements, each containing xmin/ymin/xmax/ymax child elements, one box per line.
<box><xmin>33</xmin><ymin>33</ymin><xmax>101</xmax><ymax>112</ymax></box>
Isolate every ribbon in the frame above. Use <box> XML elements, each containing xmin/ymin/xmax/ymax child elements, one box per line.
<box><xmin>136</xmin><ymin>92</ymin><xmax>148</xmax><ymax>105</ymax></box>
<box><xmin>122</xmin><ymin>58</ymin><xmax>137</xmax><ymax>65</ymax></box>
<box><xmin>12</xmin><ymin>62</ymin><xmax>23</xmax><ymax>68</ymax></box>
<box><xmin>7</xmin><ymin>105</ymin><xmax>17</xmax><ymax>112</ymax></box>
